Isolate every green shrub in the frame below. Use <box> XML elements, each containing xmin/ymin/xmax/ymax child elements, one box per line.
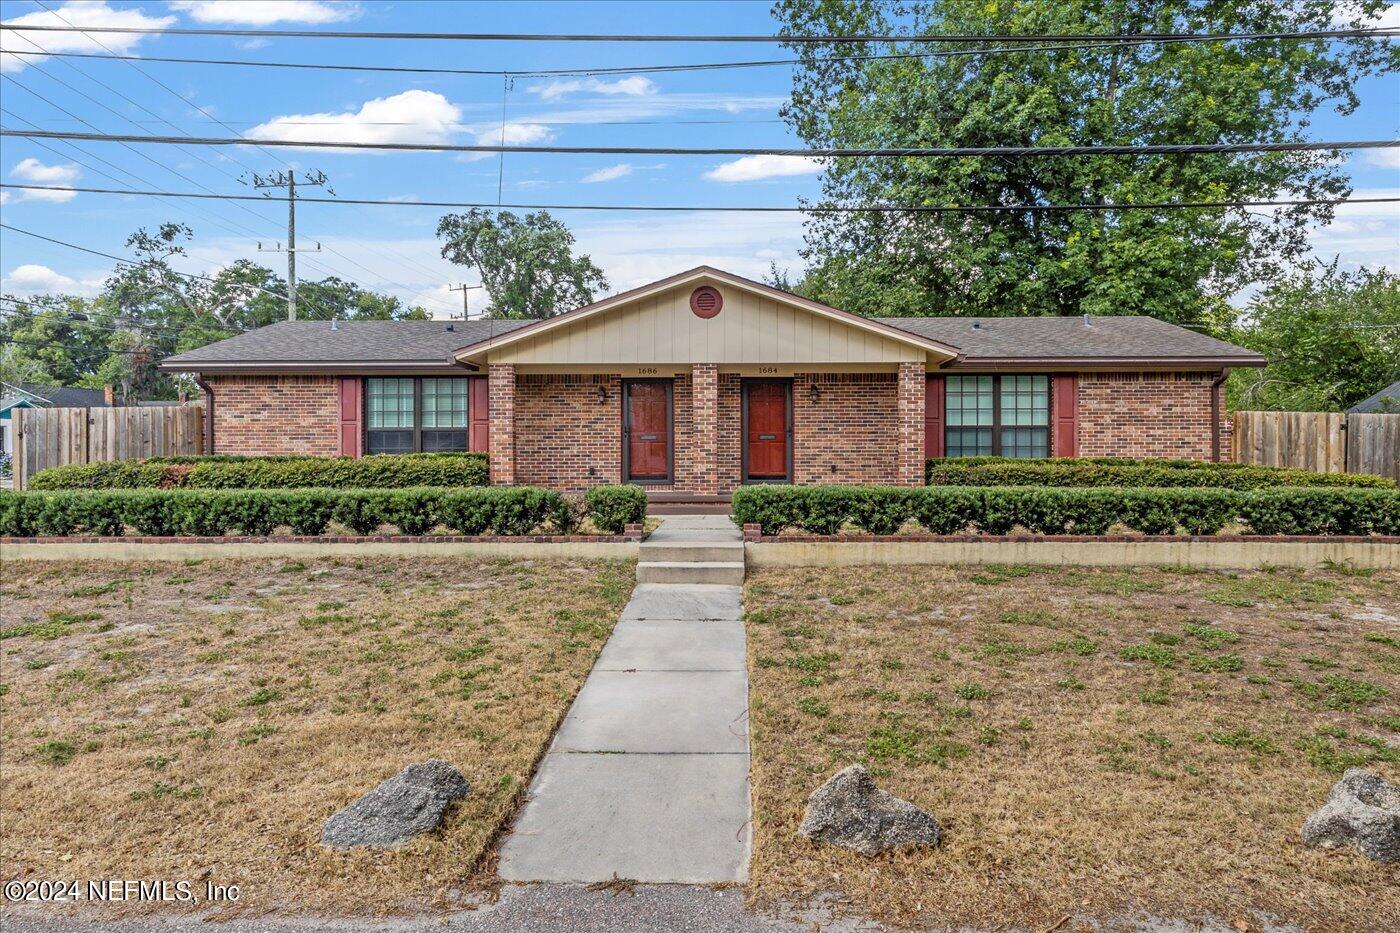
<box><xmin>0</xmin><ymin>484</ymin><xmax>631</xmax><ymax>539</ymax></box>
<box><xmin>28</xmin><ymin>453</ymin><xmax>489</xmax><ymax>491</ymax></box>
<box><xmin>730</xmin><ymin>484</ymin><xmax>1400</xmax><ymax>537</ymax></box>
<box><xmin>583</xmin><ymin>485</ymin><xmax>647</xmax><ymax>534</ymax></box>
<box><xmin>925</xmin><ymin>456</ymin><xmax>1393</xmax><ymax>490</ymax></box>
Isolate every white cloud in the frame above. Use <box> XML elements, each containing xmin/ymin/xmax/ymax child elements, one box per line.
<box><xmin>0</xmin><ymin>191</ymin><xmax>11</xmax><ymax>206</ymax></box>
<box><xmin>8</xmin><ymin>158</ymin><xmax>80</xmax><ymax>202</ymax></box>
<box><xmin>11</xmin><ymin>158</ymin><xmax>79</xmax><ymax>184</ymax></box>
<box><xmin>1</xmin><ymin>263</ymin><xmax>102</xmax><ymax>296</ymax></box>
<box><xmin>245</xmin><ymin>90</ymin><xmax>463</xmax><ymax>149</ymax></box>
<box><xmin>1365</xmin><ymin>148</ymin><xmax>1400</xmax><ymax>171</ymax></box>
<box><xmin>1304</xmin><ymin>186</ymin><xmax>1400</xmax><ymax>272</ymax></box>
<box><xmin>703</xmin><ymin>155</ymin><xmax>825</xmax><ymax>183</ymax></box>
<box><xmin>1330</xmin><ymin>1</ymin><xmax>1400</xmax><ymax>28</ymax></box>
<box><xmin>582</xmin><ymin>163</ymin><xmax>633</xmax><ymax>183</ymax></box>
<box><xmin>532</xmin><ymin>76</ymin><xmax>658</xmax><ymax>102</ymax></box>
<box><xmin>0</xmin><ymin>1</ymin><xmax>174</xmax><ymax>72</ymax></box>
<box><xmin>170</xmin><ymin>1</ymin><xmax>358</xmax><ymax>25</ymax></box>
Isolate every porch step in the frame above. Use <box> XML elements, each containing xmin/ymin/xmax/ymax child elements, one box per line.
<box><xmin>640</xmin><ymin>541</ymin><xmax>745</xmax><ymax>563</ymax></box>
<box><xmin>636</xmin><ymin>561</ymin><xmax>746</xmax><ymax>586</ymax></box>
<box><xmin>649</xmin><ymin>502</ymin><xmax>733</xmax><ymax>515</ymax></box>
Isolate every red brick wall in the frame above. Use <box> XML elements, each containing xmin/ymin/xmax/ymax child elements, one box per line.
<box><xmin>1078</xmin><ymin>372</ymin><xmax>1221</xmax><ymax>460</ymax></box>
<box><xmin>489</xmin><ymin>364</ymin><xmax>516</xmax><ymax>484</ymax></box>
<box><xmin>207</xmin><ymin>375</ymin><xmax>338</xmax><ymax>456</ymax></box>
<box><xmin>514</xmin><ymin>373</ymin><xmax>621</xmax><ymax>490</ymax></box>
<box><xmin>793</xmin><ymin>372</ymin><xmax>899</xmax><ymax>485</ymax></box>
<box><xmin>691</xmin><ymin>364</ymin><xmax>719</xmax><ymax>495</ymax></box>
<box><xmin>718</xmin><ymin>373</ymin><xmax>743</xmax><ymax>490</ymax></box>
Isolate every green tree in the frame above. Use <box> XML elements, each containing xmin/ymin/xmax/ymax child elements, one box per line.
<box><xmin>2</xmin><ymin>223</ymin><xmax>429</xmax><ymax>401</ymax></box>
<box><xmin>436</xmin><ymin>209</ymin><xmax>608</xmax><ymax>319</ymax></box>
<box><xmin>1228</xmin><ymin>262</ymin><xmax>1399</xmax><ymax>412</ymax></box>
<box><xmin>774</xmin><ymin>0</ymin><xmax>1396</xmax><ymax>325</ymax></box>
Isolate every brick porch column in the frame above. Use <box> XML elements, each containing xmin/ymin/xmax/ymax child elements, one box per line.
<box><xmin>897</xmin><ymin>362</ymin><xmax>926</xmax><ymax>486</ymax></box>
<box><xmin>691</xmin><ymin>363</ymin><xmax>719</xmax><ymax>495</ymax></box>
<box><xmin>489</xmin><ymin>363</ymin><xmax>516</xmax><ymax>485</ymax></box>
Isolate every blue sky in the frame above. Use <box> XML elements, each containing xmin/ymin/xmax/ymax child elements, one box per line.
<box><xmin>0</xmin><ymin>0</ymin><xmax>1396</xmax><ymax>320</ymax></box>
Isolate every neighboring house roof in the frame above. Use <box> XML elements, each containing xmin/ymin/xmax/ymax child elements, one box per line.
<box><xmin>1348</xmin><ymin>381</ymin><xmax>1400</xmax><ymax>414</ymax></box>
<box><xmin>0</xmin><ymin>382</ymin><xmax>108</xmax><ymax>408</ymax></box>
<box><xmin>160</xmin><ymin>319</ymin><xmax>532</xmax><ymax>372</ymax></box>
<box><xmin>877</xmin><ymin>315</ymin><xmax>1265</xmax><ymax>368</ymax></box>
<box><xmin>160</xmin><ymin>267</ymin><xmax>1265</xmax><ymax>373</ymax></box>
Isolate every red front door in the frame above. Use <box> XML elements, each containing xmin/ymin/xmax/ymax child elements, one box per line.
<box><xmin>625</xmin><ymin>381</ymin><xmax>670</xmax><ymax>481</ymax></box>
<box><xmin>746</xmin><ymin>380</ymin><xmax>789</xmax><ymax>480</ymax></box>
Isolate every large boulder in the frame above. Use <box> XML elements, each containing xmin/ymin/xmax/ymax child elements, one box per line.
<box><xmin>1300</xmin><ymin>768</ymin><xmax>1399</xmax><ymax>863</ymax></box>
<box><xmin>798</xmin><ymin>764</ymin><xmax>940</xmax><ymax>855</ymax></box>
<box><xmin>321</xmin><ymin>760</ymin><xmax>470</xmax><ymax>849</ymax></box>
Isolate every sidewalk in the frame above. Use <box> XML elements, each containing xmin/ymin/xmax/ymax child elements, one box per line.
<box><xmin>498</xmin><ymin>515</ymin><xmax>751</xmax><ymax>883</ymax></box>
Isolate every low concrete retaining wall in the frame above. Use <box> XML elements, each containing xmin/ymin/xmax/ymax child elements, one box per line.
<box><xmin>745</xmin><ymin>535</ymin><xmax>1399</xmax><ymax>571</ymax></box>
<box><xmin>0</xmin><ymin>534</ymin><xmax>640</xmax><ymax>562</ymax></box>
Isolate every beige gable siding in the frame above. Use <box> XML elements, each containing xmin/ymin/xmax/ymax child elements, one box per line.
<box><xmin>489</xmin><ymin>283</ymin><xmax>924</xmax><ymax>365</ymax></box>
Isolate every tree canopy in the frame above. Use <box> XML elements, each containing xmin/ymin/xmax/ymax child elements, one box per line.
<box><xmin>774</xmin><ymin>0</ymin><xmax>1396</xmax><ymax>326</ymax></box>
<box><xmin>1</xmin><ymin>223</ymin><xmax>428</xmax><ymax>401</ymax></box>
<box><xmin>436</xmin><ymin>209</ymin><xmax>608</xmax><ymax>319</ymax></box>
<box><xmin>1227</xmin><ymin>262</ymin><xmax>1399</xmax><ymax>412</ymax></box>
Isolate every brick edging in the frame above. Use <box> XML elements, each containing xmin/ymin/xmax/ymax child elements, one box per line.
<box><xmin>2</xmin><ymin>532</ymin><xmax>642</xmax><ymax>545</ymax></box>
<box><xmin>751</xmin><ymin>532</ymin><xmax>1400</xmax><ymax>544</ymax></box>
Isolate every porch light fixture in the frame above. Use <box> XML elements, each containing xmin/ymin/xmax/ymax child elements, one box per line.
<box><xmin>807</xmin><ymin>383</ymin><xmax>821</xmax><ymax>404</ymax></box>
<box><xmin>597</xmin><ymin>384</ymin><xmax>608</xmax><ymax>404</ymax></box>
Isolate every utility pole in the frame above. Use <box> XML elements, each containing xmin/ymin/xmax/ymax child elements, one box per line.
<box><xmin>251</xmin><ymin>168</ymin><xmax>330</xmax><ymax>320</ymax></box>
<box><xmin>448</xmin><ymin>283</ymin><xmax>484</xmax><ymax>320</ymax></box>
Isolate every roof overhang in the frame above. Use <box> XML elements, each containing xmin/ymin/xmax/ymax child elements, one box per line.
<box><xmin>158</xmin><ymin>360</ymin><xmax>481</xmax><ymax>375</ymax></box>
<box><xmin>452</xmin><ymin>266</ymin><xmax>963</xmax><ymax>365</ymax></box>
<box><xmin>941</xmin><ymin>354</ymin><xmax>1266</xmax><ymax>372</ymax></box>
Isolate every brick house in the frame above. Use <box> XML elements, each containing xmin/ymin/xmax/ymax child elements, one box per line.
<box><xmin>161</xmin><ymin>266</ymin><xmax>1265</xmax><ymax>499</ymax></box>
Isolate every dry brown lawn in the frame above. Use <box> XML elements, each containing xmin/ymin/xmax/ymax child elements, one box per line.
<box><xmin>744</xmin><ymin>563</ymin><xmax>1400</xmax><ymax>930</ymax></box>
<box><xmin>0</xmin><ymin>555</ymin><xmax>632</xmax><ymax>917</ymax></box>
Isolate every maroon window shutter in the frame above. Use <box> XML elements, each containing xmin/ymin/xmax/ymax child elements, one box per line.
<box><xmin>924</xmin><ymin>375</ymin><xmax>945</xmax><ymax>459</ymax></box>
<box><xmin>1052</xmin><ymin>374</ymin><xmax>1078</xmax><ymax>457</ymax></box>
<box><xmin>338</xmin><ymin>377</ymin><xmax>361</xmax><ymax>458</ymax></box>
<box><xmin>469</xmin><ymin>377</ymin><xmax>490</xmax><ymax>452</ymax></box>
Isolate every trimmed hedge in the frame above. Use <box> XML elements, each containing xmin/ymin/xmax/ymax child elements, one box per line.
<box><xmin>731</xmin><ymin>484</ymin><xmax>1400</xmax><ymax>537</ymax></box>
<box><xmin>925</xmin><ymin>456</ymin><xmax>1394</xmax><ymax>490</ymax></box>
<box><xmin>27</xmin><ymin>452</ymin><xmax>489</xmax><ymax>491</ymax></box>
<box><xmin>584</xmin><ymin>484</ymin><xmax>647</xmax><ymax>534</ymax></box>
<box><xmin>0</xmin><ymin>484</ymin><xmax>645</xmax><ymax>538</ymax></box>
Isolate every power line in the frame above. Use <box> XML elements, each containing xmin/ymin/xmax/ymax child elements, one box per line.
<box><xmin>0</xmin><ymin>335</ymin><xmax>167</xmax><ymax>358</ymax></box>
<box><xmin>9</xmin><ymin>28</ymin><xmax>1383</xmax><ymax>79</ymax></box>
<box><xmin>2</xmin><ymin>24</ymin><xmax>1392</xmax><ymax>43</ymax></box>
<box><xmin>0</xmin><ymin>295</ymin><xmax>243</xmax><ymax>339</ymax></box>
<box><xmin>4</xmin><ymin>182</ymin><xmax>1393</xmax><ymax>214</ymax></box>
<box><xmin>4</xmin><ymin>128</ymin><xmax>1394</xmax><ymax>158</ymax></box>
<box><xmin>0</xmin><ymin>221</ymin><xmax>293</xmax><ymax>309</ymax></box>
<box><xmin>19</xmin><ymin>0</ymin><xmax>453</xmax><ymax>308</ymax></box>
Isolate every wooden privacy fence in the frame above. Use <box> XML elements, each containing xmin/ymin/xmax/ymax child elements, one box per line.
<box><xmin>12</xmin><ymin>405</ymin><xmax>203</xmax><ymax>489</ymax></box>
<box><xmin>1233</xmin><ymin>410</ymin><xmax>1400</xmax><ymax>482</ymax></box>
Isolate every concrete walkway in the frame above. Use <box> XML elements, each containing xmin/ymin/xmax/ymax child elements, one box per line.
<box><xmin>498</xmin><ymin>515</ymin><xmax>750</xmax><ymax>884</ymax></box>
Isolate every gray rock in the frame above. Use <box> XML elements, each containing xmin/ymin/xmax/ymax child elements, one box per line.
<box><xmin>1300</xmin><ymin>768</ymin><xmax>1400</xmax><ymax>862</ymax></box>
<box><xmin>321</xmin><ymin>759</ymin><xmax>470</xmax><ymax>849</ymax></box>
<box><xmin>798</xmin><ymin>764</ymin><xmax>940</xmax><ymax>855</ymax></box>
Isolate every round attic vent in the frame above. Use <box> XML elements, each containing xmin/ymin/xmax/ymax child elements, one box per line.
<box><xmin>689</xmin><ymin>285</ymin><xmax>723</xmax><ymax>319</ymax></box>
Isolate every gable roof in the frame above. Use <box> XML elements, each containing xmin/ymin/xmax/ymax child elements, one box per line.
<box><xmin>159</xmin><ymin>267</ymin><xmax>1265</xmax><ymax>372</ymax></box>
<box><xmin>0</xmin><ymin>382</ymin><xmax>109</xmax><ymax>408</ymax></box>
<box><xmin>878</xmin><ymin>316</ymin><xmax>1265</xmax><ymax>368</ymax></box>
<box><xmin>160</xmin><ymin>319</ymin><xmax>532</xmax><ymax>372</ymax></box>
<box><xmin>451</xmin><ymin>266</ymin><xmax>963</xmax><ymax>364</ymax></box>
<box><xmin>1348</xmin><ymin>380</ymin><xmax>1400</xmax><ymax>414</ymax></box>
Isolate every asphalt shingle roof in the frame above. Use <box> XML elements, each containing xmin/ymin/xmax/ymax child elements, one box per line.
<box><xmin>162</xmin><ymin>313</ymin><xmax>1262</xmax><ymax>367</ymax></box>
<box><xmin>3</xmin><ymin>383</ymin><xmax>109</xmax><ymax>407</ymax></box>
<box><xmin>875</xmin><ymin>315</ymin><xmax>1262</xmax><ymax>362</ymax></box>
<box><xmin>1348</xmin><ymin>381</ymin><xmax>1400</xmax><ymax>414</ymax></box>
<box><xmin>161</xmin><ymin>319</ymin><xmax>533</xmax><ymax>365</ymax></box>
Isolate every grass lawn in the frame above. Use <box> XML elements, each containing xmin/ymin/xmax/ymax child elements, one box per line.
<box><xmin>0</xmin><ymin>556</ymin><xmax>632</xmax><ymax>916</ymax></box>
<box><xmin>744</xmin><ymin>563</ymin><xmax>1400</xmax><ymax>930</ymax></box>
